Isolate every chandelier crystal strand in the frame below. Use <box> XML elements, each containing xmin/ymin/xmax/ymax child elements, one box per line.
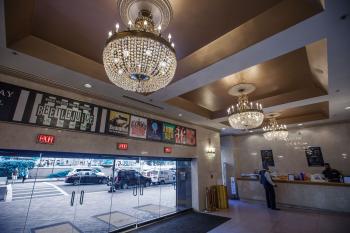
<box><xmin>263</xmin><ymin>118</ymin><xmax>288</xmax><ymax>141</ymax></box>
<box><xmin>227</xmin><ymin>94</ymin><xmax>264</xmax><ymax>129</ymax></box>
<box><xmin>103</xmin><ymin>10</ymin><xmax>177</xmax><ymax>93</ymax></box>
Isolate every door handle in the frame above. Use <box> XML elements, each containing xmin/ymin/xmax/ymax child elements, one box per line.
<box><xmin>133</xmin><ymin>185</ymin><xmax>137</xmax><ymax>196</ymax></box>
<box><xmin>70</xmin><ymin>191</ymin><xmax>75</xmax><ymax>206</ymax></box>
<box><xmin>174</xmin><ymin>182</ymin><xmax>176</xmax><ymax>190</ymax></box>
<box><xmin>139</xmin><ymin>184</ymin><xmax>143</xmax><ymax>196</ymax></box>
<box><xmin>80</xmin><ymin>190</ymin><xmax>85</xmax><ymax>205</ymax></box>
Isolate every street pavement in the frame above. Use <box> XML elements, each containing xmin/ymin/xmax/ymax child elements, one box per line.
<box><xmin>11</xmin><ymin>182</ymin><xmax>67</xmax><ymax>201</ymax></box>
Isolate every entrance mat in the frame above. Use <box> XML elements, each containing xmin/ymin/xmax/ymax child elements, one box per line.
<box><xmin>96</xmin><ymin>211</ymin><xmax>137</xmax><ymax>228</ymax></box>
<box><xmin>136</xmin><ymin>204</ymin><xmax>177</xmax><ymax>216</ymax></box>
<box><xmin>31</xmin><ymin>221</ymin><xmax>82</xmax><ymax>233</ymax></box>
<box><xmin>129</xmin><ymin>211</ymin><xmax>230</xmax><ymax>233</ymax></box>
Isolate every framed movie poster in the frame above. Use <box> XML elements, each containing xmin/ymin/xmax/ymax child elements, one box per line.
<box><xmin>163</xmin><ymin>122</ymin><xmax>176</xmax><ymax>143</ymax></box>
<box><xmin>107</xmin><ymin>110</ymin><xmax>130</xmax><ymax>136</ymax></box>
<box><xmin>129</xmin><ymin>115</ymin><xmax>147</xmax><ymax>139</ymax></box>
<box><xmin>261</xmin><ymin>150</ymin><xmax>275</xmax><ymax>167</ymax></box>
<box><xmin>147</xmin><ymin>119</ymin><xmax>163</xmax><ymax>141</ymax></box>
<box><xmin>186</xmin><ymin>128</ymin><xmax>196</xmax><ymax>146</ymax></box>
<box><xmin>305</xmin><ymin>147</ymin><xmax>324</xmax><ymax>167</ymax></box>
<box><xmin>175</xmin><ymin>125</ymin><xmax>187</xmax><ymax>144</ymax></box>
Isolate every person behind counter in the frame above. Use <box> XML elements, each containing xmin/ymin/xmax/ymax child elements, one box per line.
<box><xmin>259</xmin><ymin>163</ymin><xmax>280</xmax><ymax>210</ymax></box>
<box><xmin>322</xmin><ymin>163</ymin><xmax>342</xmax><ymax>182</ymax></box>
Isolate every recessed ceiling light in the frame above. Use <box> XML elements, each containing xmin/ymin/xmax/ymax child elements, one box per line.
<box><xmin>178</xmin><ymin>113</ymin><xmax>182</xmax><ymax>117</ymax></box>
<box><xmin>298</xmin><ymin>123</ymin><xmax>303</xmax><ymax>126</ymax></box>
<box><xmin>84</xmin><ymin>83</ymin><xmax>92</xmax><ymax>88</ymax></box>
<box><xmin>249</xmin><ymin>130</ymin><xmax>253</xmax><ymax>133</ymax></box>
<box><xmin>222</xmin><ymin>128</ymin><xmax>226</xmax><ymax>130</ymax></box>
<box><xmin>342</xmin><ymin>153</ymin><xmax>348</xmax><ymax>156</ymax></box>
<box><xmin>345</xmin><ymin>106</ymin><xmax>350</xmax><ymax>110</ymax></box>
<box><xmin>278</xmin><ymin>155</ymin><xmax>284</xmax><ymax>158</ymax></box>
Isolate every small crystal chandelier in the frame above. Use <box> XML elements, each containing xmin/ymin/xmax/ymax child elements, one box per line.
<box><xmin>263</xmin><ymin>115</ymin><xmax>288</xmax><ymax>141</ymax></box>
<box><xmin>103</xmin><ymin>0</ymin><xmax>176</xmax><ymax>93</ymax></box>
<box><xmin>206</xmin><ymin>138</ymin><xmax>216</xmax><ymax>158</ymax></box>
<box><xmin>227</xmin><ymin>84</ymin><xmax>264</xmax><ymax>130</ymax></box>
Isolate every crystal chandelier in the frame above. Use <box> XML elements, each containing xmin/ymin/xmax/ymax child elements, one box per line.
<box><xmin>263</xmin><ymin>116</ymin><xmax>288</xmax><ymax>141</ymax></box>
<box><xmin>227</xmin><ymin>84</ymin><xmax>264</xmax><ymax>129</ymax></box>
<box><xmin>103</xmin><ymin>0</ymin><xmax>176</xmax><ymax>93</ymax></box>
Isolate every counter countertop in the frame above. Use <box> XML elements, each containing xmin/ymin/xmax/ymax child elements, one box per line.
<box><xmin>237</xmin><ymin>177</ymin><xmax>350</xmax><ymax>187</ymax></box>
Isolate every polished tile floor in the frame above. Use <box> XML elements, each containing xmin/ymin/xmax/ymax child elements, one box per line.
<box><xmin>208</xmin><ymin>200</ymin><xmax>350</xmax><ymax>233</ymax></box>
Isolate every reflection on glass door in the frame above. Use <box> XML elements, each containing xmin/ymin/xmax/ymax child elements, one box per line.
<box><xmin>176</xmin><ymin>160</ymin><xmax>192</xmax><ymax>211</ymax></box>
<box><xmin>0</xmin><ymin>153</ymin><xmax>40</xmax><ymax>233</ymax></box>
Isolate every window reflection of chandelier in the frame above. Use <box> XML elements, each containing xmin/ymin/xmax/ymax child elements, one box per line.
<box><xmin>286</xmin><ymin>131</ymin><xmax>309</xmax><ymax>150</ymax></box>
<box><xmin>227</xmin><ymin>84</ymin><xmax>264</xmax><ymax>130</ymax></box>
<box><xmin>263</xmin><ymin>114</ymin><xmax>288</xmax><ymax>141</ymax></box>
<box><xmin>103</xmin><ymin>0</ymin><xmax>176</xmax><ymax>93</ymax></box>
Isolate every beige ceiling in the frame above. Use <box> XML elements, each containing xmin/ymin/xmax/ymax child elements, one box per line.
<box><xmin>167</xmin><ymin>39</ymin><xmax>328</xmax><ymax>121</ymax></box>
<box><xmin>5</xmin><ymin>0</ymin><xmax>323</xmax><ymax>84</ymax></box>
<box><xmin>3</xmin><ymin>0</ymin><xmax>333</xmax><ymax>131</ymax></box>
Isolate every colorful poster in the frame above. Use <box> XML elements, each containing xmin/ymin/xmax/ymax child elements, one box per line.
<box><xmin>107</xmin><ymin>110</ymin><xmax>130</xmax><ymax>136</ymax></box>
<box><xmin>129</xmin><ymin>115</ymin><xmax>147</xmax><ymax>139</ymax></box>
<box><xmin>163</xmin><ymin>122</ymin><xmax>175</xmax><ymax>143</ymax></box>
<box><xmin>175</xmin><ymin>126</ymin><xmax>187</xmax><ymax>144</ymax></box>
<box><xmin>147</xmin><ymin>119</ymin><xmax>163</xmax><ymax>141</ymax></box>
<box><xmin>186</xmin><ymin>128</ymin><xmax>196</xmax><ymax>146</ymax></box>
<box><xmin>30</xmin><ymin>93</ymin><xmax>97</xmax><ymax>131</ymax></box>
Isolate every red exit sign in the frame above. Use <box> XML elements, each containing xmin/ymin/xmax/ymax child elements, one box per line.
<box><xmin>37</xmin><ymin>134</ymin><xmax>55</xmax><ymax>145</ymax></box>
<box><xmin>117</xmin><ymin>143</ymin><xmax>128</xmax><ymax>150</ymax></box>
<box><xmin>164</xmin><ymin>147</ymin><xmax>172</xmax><ymax>153</ymax></box>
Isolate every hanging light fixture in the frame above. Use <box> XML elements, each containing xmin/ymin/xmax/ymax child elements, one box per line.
<box><xmin>227</xmin><ymin>84</ymin><xmax>264</xmax><ymax>130</ymax></box>
<box><xmin>206</xmin><ymin>138</ymin><xmax>216</xmax><ymax>158</ymax></box>
<box><xmin>263</xmin><ymin>113</ymin><xmax>288</xmax><ymax>141</ymax></box>
<box><xmin>103</xmin><ymin>0</ymin><xmax>176</xmax><ymax>93</ymax></box>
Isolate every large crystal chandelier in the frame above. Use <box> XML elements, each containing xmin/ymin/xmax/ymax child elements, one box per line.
<box><xmin>103</xmin><ymin>0</ymin><xmax>176</xmax><ymax>93</ymax></box>
<box><xmin>263</xmin><ymin>115</ymin><xmax>288</xmax><ymax>141</ymax></box>
<box><xmin>227</xmin><ymin>84</ymin><xmax>264</xmax><ymax>130</ymax></box>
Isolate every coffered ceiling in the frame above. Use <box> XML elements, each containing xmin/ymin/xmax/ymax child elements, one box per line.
<box><xmin>1</xmin><ymin>0</ymin><xmax>350</xmax><ymax>134</ymax></box>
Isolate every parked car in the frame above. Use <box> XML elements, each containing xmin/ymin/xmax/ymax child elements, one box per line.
<box><xmin>113</xmin><ymin>170</ymin><xmax>151</xmax><ymax>189</ymax></box>
<box><xmin>65</xmin><ymin>168</ymin><xmax>108</xmax><ymax>185</ymax></box>
<box><xmin>146</xmin><ymin>170</ymin><xmax>175</xmax><ymax>185</ymax></box>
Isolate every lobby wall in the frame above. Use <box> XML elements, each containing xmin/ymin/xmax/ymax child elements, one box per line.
<box><xmin>221</xmin><ymin>122</ymin><xmax>350</xmax><ymax>176</ymax></box>
<box><xmin>0</xmin><ymin>73</ymin><xmax>222</xmax><ymax>211</ymax></box>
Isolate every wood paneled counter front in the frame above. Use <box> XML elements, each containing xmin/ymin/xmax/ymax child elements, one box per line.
<box><xmin>237</xmin><ymin>177</ymin><xmax>350</xmax><ymax>213</ymax></box>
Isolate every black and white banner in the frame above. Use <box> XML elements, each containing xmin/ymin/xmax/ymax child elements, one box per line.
<box><xmin>0</xmin><ymin>81</ymin><xmax>196</xmax><ymax>146</ymax></box>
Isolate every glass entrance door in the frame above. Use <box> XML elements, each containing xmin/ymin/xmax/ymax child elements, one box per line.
<box><xmin>138</xmin><ymin>157</ymin><xmax>161</xmax><ymax>223</ymax></box>
<box><xmin>107</xmin><ymin>157</ymin><xmax>140</xmax><ymax>232</ymax></box>
<box><xmin>73</xmin><ymin>156</ymin><xmax>115</xmax><ymax>233</ymax></box>
<box><xmin>0</xmin><ymin>152</ymin><xmax>41</xmax><ymax>233</ymax></box>
<box><xmin>23</xmin><ymin>155</ymin><xmax>84</xmax><ymax>233</ymax></box>
<box><xmin>159</xmin><ymin>159</ymin><xmax>177</xmax><ymax>217</ymax></box>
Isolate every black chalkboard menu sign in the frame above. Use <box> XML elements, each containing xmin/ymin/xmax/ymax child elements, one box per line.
<box><xmin>305</xmin><ymin>147</ymin><xmax>324</xmax><ymax>167</ymax></box>
<box><xmin>261</xmin><ymin>150</ymin><xmax>275</xmax><ymax>167</ymax></box>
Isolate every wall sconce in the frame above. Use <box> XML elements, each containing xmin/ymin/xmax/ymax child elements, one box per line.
<box><xmin>206</xmin><ymin>138</ymin><xmax>216</xmax><ymax>158</ymax></box>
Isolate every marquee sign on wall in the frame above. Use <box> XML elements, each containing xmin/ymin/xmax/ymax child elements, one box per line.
<box><xmin>0</xmin><ymin>81</ymin><xmax>196</xmax><ymax>146</ymax></box>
